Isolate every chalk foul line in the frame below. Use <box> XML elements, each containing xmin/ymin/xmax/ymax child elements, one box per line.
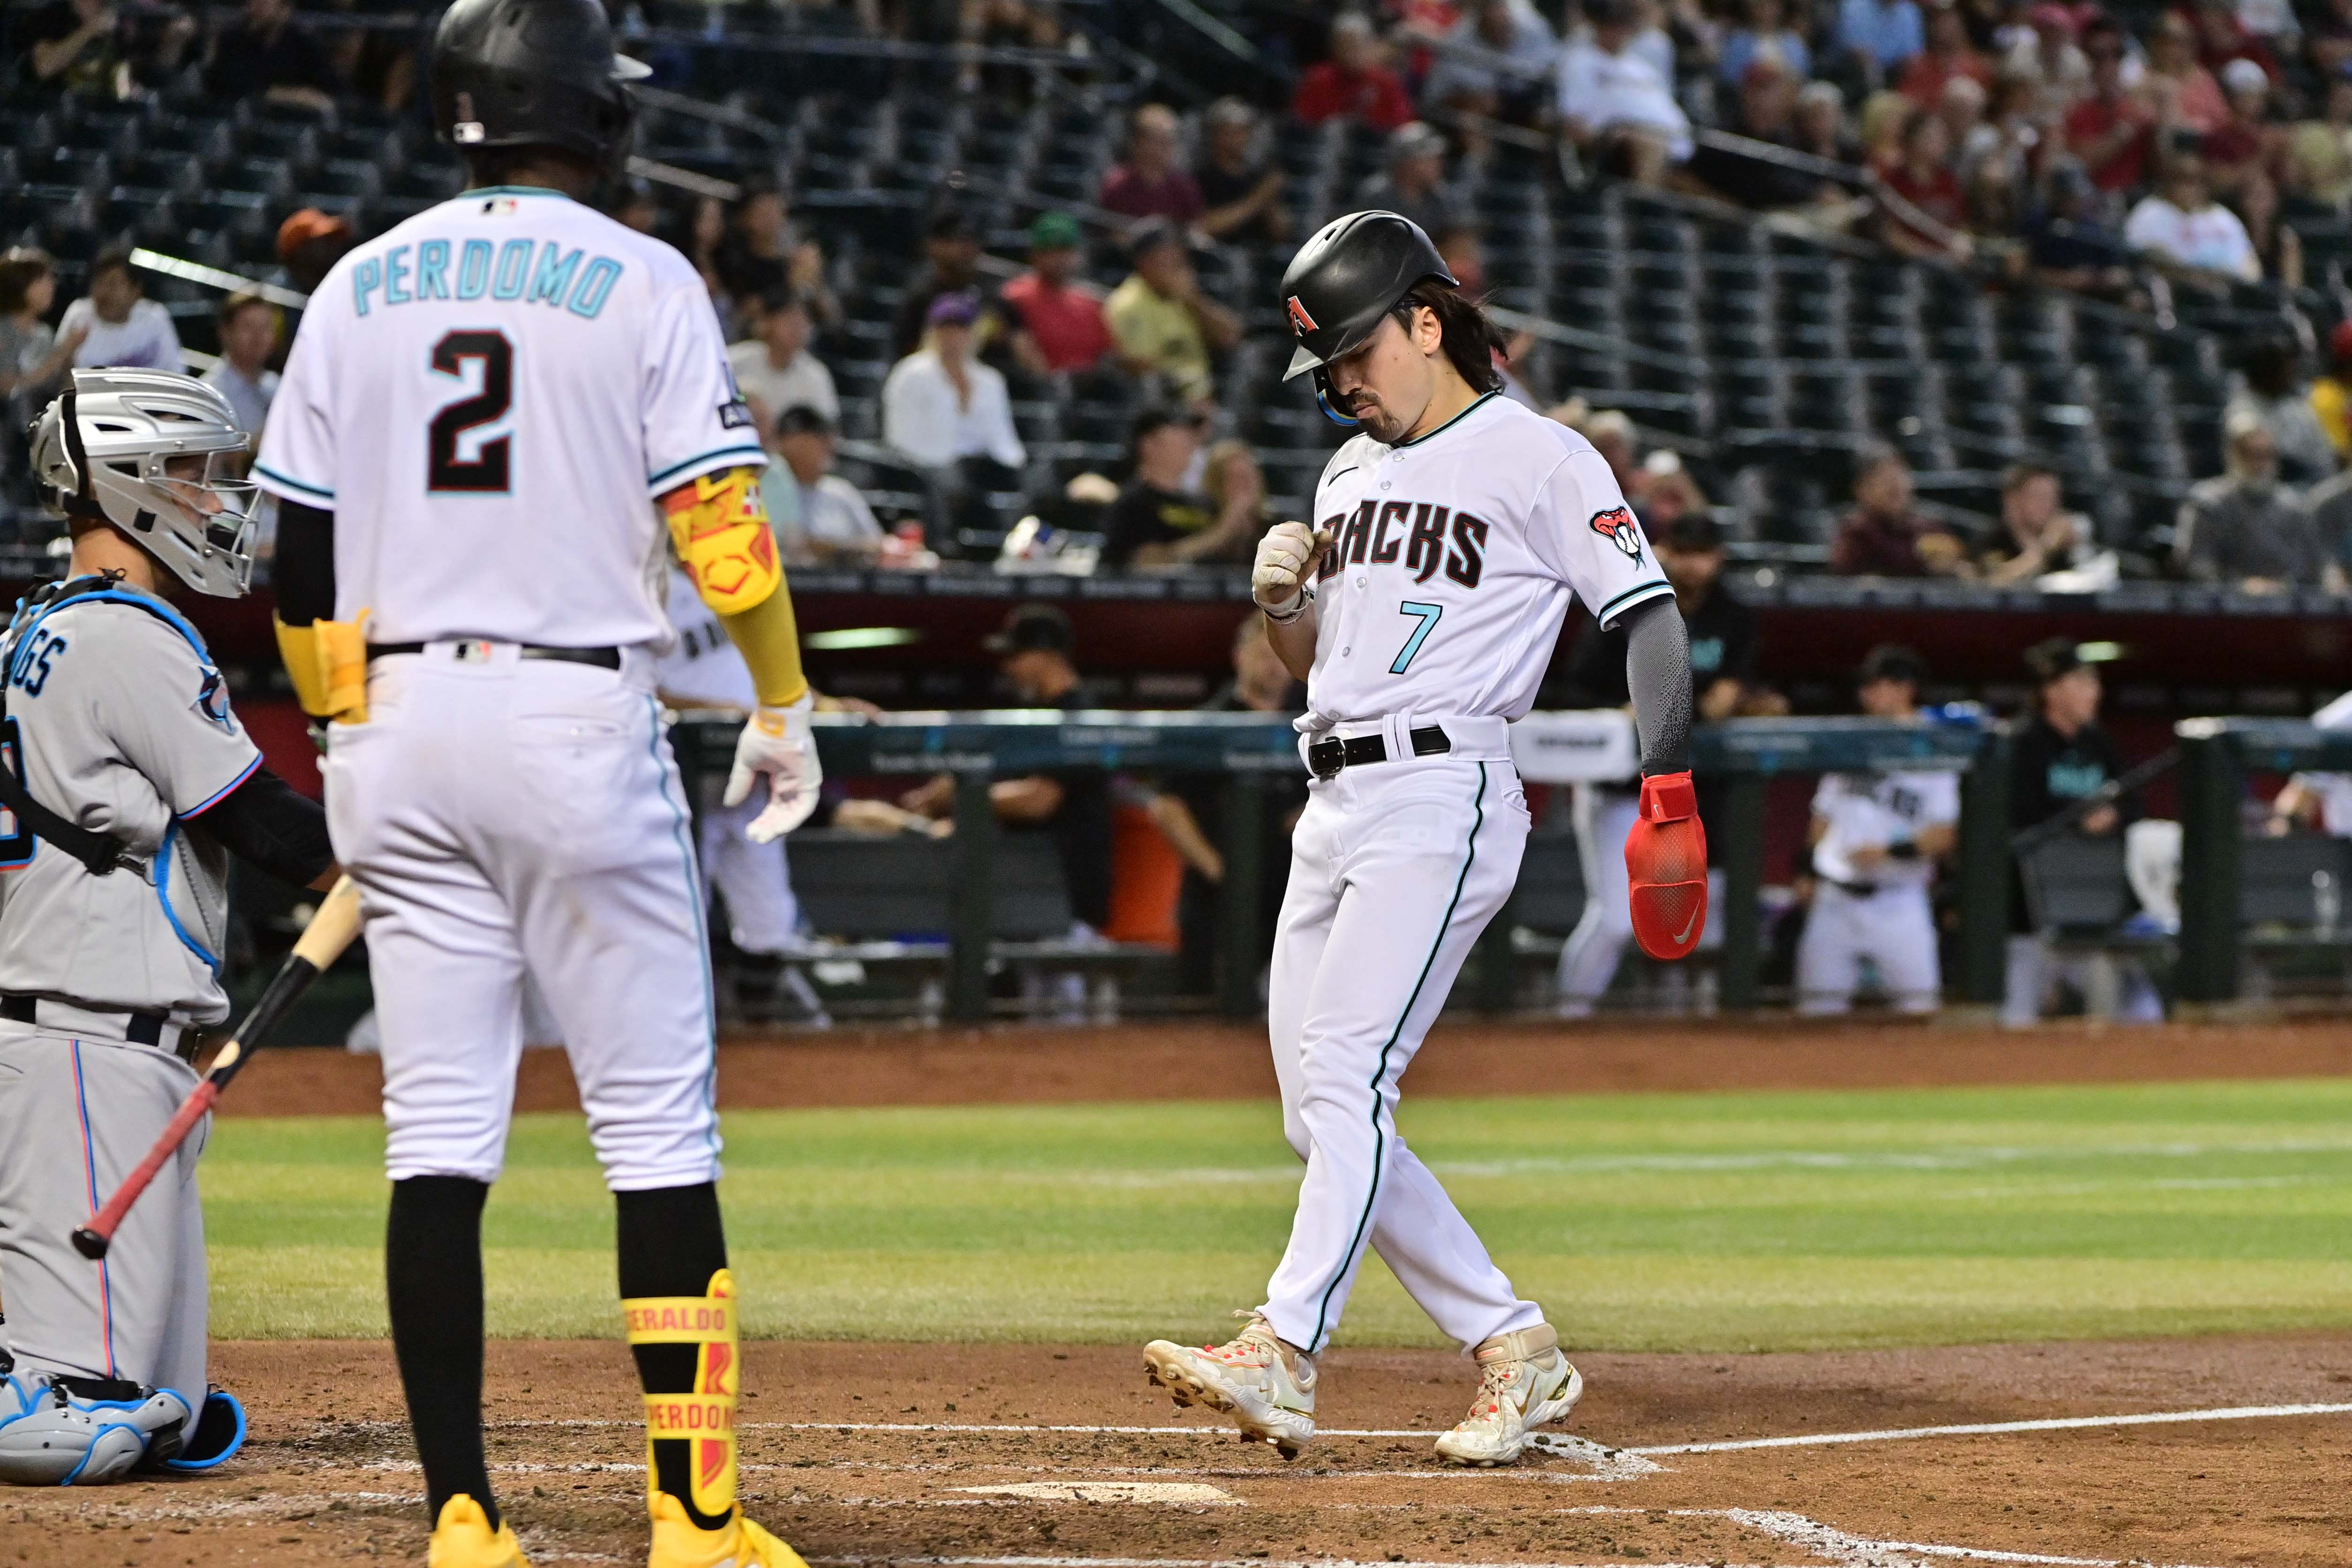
<box><xmin>1628</xmin><ymin>1400</ymin><xmax>2352</xmax><ymax>1456</ymax></box>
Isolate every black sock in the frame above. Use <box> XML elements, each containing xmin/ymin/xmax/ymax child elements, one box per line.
<box><xmin>617</xmin><ymin>1182</ymin><xmax>731</xmax><ymax>1531</ymax></box>
<box><xmin>387</xmin><ymin>1176</ymin><xmax>498</xmax><ymax>1533</ymax></box>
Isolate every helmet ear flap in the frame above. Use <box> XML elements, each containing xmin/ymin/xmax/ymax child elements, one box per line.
<box><xmin>1312</xmin><ymin>372</ymin><xmax>1360</xmax><ymax>428</ymax></box>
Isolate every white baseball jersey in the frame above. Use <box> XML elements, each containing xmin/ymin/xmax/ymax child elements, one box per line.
<box><xmin>656</xmin><ymin>565</ymin><xmax>756</xmax><ymax>710</ymax></box>
<box><xmin>253</xmin><ymin>185</ymin><xmax>764</xmax><ymax>649</ymax></box>
<box><xmin>1302</xmin><ymin>393</ymin><xmax>1670</xmax><ymax>725</ymax></box>
<box><xmin>2288</xmin><ymin>687</ymin><xmax>2352</xmax><ymax>837</ymax></box>
<box><xmin>1809</xmin><ymin>770</ymin><xmax>1959</xmax><ymax>888</ymax></box>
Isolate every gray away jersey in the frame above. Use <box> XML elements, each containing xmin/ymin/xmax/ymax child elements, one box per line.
<box><xmin>0</xmin><ymin>589</ymin><xmax>262</xmax><ymax>1022</ymax></box>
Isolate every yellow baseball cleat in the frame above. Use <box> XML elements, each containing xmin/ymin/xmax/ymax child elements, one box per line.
<box><xmin>647</xmin><ymin>1492</ymin><xmax>810</xmax><ymax>1568</ymax></box>
<box><xmin>427</xmin><ymin>1495</ymin><xmax>529</xmax><ymax>1568</ymax></box>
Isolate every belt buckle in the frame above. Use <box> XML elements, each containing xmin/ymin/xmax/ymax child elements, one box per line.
<box><xmin>451</xmin><ymin>639</ymin><xmax>496</xmax><ymax>663</ymax></box>
<box><xmin>1307</xmin><ymin>738</ymin><xmax>1344</xmax><ymax>780</ymax></box>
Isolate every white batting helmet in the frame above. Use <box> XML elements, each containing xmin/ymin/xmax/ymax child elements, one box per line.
<box><xmin>28</xmin><ymin>369</ymin><xmax>260</xmax><ymax>598</ymax></box>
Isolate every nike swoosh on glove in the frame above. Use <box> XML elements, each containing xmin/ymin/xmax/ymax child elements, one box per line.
<box><xmin>1626</xmin><ymin>770</ymin><xmax>1708</xmax><ymax>960</ymax></box>
<box><xmin>726</xmin><ymin>692</ymin><xmax>823</xmax><ymax>843</ymax></box>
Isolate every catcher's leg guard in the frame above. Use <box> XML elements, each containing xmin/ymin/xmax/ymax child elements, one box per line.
<box><xmin>625</xmin><ymin>1269</ymin><xmax>739</xmax><ymax>1522</ymax></box>
<box><xmin>0</xmin><ymin>1370</ymin><xmax>190</xmax><ymax>1485</ymax></box>
<box><xmin>161</xmin><ymin>1386</ymin><xmax>246</xmax><ymax>1471</ymax></box>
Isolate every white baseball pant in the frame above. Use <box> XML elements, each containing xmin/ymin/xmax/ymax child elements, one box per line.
<box><xmin>697</xmin><ymin>785</ymin><xmax>803</xmax><ymax>957</ymax></box>
<box><xmin>1257</xmin><ymin>716</ymin><xmax>1545</xmax><ymax>1357</ymax></box>
<box><xmin>1795</xmin><ymin>882</ymin><xmax>1941</xmax><ymax>1014</ymax></box>
<box><xmin>324</xmin><ymin>643</ymin><xmax>720</xmax><ymax>1191</ymax></box>
<box><xmin>1555</xmin><ymin>785</ymin><xmax>1725</xmax><ymax>1010</ymax></box>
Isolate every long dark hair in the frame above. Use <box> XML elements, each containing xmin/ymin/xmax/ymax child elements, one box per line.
<box><xmin>1392</xmin><ymin>280</ymin><xmax>1502</xmax><ymax>395</ymax></box>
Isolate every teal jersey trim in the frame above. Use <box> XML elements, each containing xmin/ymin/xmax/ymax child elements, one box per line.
<box><xmin>1305</xmin><ymin>760</ymin><xmax>1489</xmax><ymax>1351</ymax></box>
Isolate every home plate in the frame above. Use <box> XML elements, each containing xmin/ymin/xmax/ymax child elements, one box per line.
<box><xmin>952</xmin><ymin>1482</ymin><xmax>1241</xmax><ymax>1505</ymax></box>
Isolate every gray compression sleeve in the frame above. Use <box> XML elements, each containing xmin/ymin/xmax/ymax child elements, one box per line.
<box><xmin>1620</xmin><ymin>596</ymin><xmax>1693</xmax><ymax>776</ymax></box>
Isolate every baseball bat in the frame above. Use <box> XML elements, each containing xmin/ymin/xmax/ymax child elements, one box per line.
<box><xmin>71</xmin><ymin>876</ymin><xmax>364</xmax><ymax>1261</ymax></box>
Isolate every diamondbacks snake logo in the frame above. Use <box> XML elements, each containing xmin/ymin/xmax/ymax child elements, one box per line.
<box><xmin>1589</xmin><ymin>505</ymin><xmax>1643</xmax><ymax>565</ymax></box>
<box><xmin>1286</xmin><ymin>295</ymin><xmax>1319</xmax><ymax>337</ymax></box>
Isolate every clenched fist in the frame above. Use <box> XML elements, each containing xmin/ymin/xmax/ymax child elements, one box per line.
<box><xmin>1252</xmin><ymin>521</ymin><xmax>1334</xmax><ymax>621</ymax></box>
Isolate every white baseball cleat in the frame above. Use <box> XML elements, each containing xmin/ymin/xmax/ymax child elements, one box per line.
<box><xmin>1433</xmin><ymin>1322</ymin><xmax>1583</xmax><ymax>1467</ymax></box>
<box><xmin>1143</xmin><ymin>1313</ymin><xmax>1316</xmax><ymax>1459</ymax></box>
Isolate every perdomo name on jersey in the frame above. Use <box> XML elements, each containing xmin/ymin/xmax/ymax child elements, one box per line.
<box><xmin>352</xmin><ymin>237</ymin><xmax>626</xmax><ymax>321</ymax></box>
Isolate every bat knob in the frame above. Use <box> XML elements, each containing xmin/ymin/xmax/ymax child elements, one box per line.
<box><xmin>71</xmin><ymin>1226</ymin><xmax>110</xmax><ymax>1260</ymax></box>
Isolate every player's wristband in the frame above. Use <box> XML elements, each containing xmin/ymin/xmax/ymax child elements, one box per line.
<box><xmin>1260</xmin><ymin>585</ymin><xmax>1312</xmax><ymax>625</ymax></box>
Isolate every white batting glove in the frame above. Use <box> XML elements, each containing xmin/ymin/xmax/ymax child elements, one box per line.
<box><xmin>1252</xmin><ymin>521</ymin><xmax>1333</xmax><ymax>622</ymax></box>
<box><xmin>725</xmin><ymin>692</ymin><xmax>823</xmax><ymax>843</ymax></box>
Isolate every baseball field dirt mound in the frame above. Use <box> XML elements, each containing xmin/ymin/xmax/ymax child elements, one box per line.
<box><xmin>220</xmin><ymin>1019</ymin><xmax>2352</xmax><ymax>1117</ymax></box>
<box><xmin>14</xmin><ymin>1333</ymin><xmax>2350</xmax><ymax>1567</ymax></box>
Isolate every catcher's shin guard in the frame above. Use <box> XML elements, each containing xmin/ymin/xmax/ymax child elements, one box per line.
<box><xmin>625</xmin><ymin>1269</ymin><xmax>739</xmax><ymax>1522</ymax></box>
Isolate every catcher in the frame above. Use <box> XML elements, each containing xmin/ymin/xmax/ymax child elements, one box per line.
<box><xmin>0</xmin><ymin>370</ymin><xmax>337</xmax><ymax>1484</ymax></box>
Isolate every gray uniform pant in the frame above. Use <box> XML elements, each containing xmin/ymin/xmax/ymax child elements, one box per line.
<box><xmin>0</xmin><ymin>1023</ymin><xmax>208</xmax><ymax>1401</ymax></box>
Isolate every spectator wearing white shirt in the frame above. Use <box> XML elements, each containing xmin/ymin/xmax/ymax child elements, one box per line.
<box><xmin>769</xmin><ymin>406</ymin><xmax>886</xmax><ymax>565</ymax></box>
<box><xmin>58</xmin><ymin>246</ymin><xmax>182</xmax><ymax>372</ymax></box>
<box><xmin>1559</xmin><ymin>0</ymin><xmax>1694</xmax><ymax>183</ymax></box>
<box><xmin>199</xmin><ymin>291</ymin><xmax>279</xmax><ymax>437</ymax></box>
<box><xmin>2124</xmin><ymin>153</ymin><xmax>2260</xmax><ymax>284</ymax></box>
<box><xmin>726</xmin><ymin>286</ymin><xmax>838</xmax><ymax>437</ymax></box>
<box><xmin>883</xmin><ymin>291</ymin><xmax>1026</xmax><ymax>542</ymax></box>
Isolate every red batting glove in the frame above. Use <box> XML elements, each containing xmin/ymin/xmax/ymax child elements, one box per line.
<box><xmin>1626</xmin><ymin>770</ymin><xmax>1708</xmax><ymax>961</ymax></box>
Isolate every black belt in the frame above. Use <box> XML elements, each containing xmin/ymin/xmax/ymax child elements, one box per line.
<box><xmin>2</xmin><ymin>994</ymin><xmax>177</xmax><ymax>1052</ymax></box>
<box><xmin>367</xmin><ymin>642</ymin><xmax>622</xmax><ymax>669</ymax></box>
<box><xmin>1307</xmin><ymin>724</ymin><xmax>1452</xmax><ymax>780</ymax></box>
<box><xmin>1824</xmin><ymin>879</ymin><xmax>1883</xmax><ymax>897</ymax></box>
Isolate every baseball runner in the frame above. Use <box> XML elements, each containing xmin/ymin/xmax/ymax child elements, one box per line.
<box><xmin>0</xmin><ymin>370</ymin><xmax>336</xmax><ymax>1484</ymax></box>
<box><xmin>657</xmin><ymin>561</ymin><xmax>827</xmax><ymax>1025</ymax></box>
<box><xmin>1794</xmin><ymin>646</ymin><xmax>1956</xmax><ymax>1015</ymax></box>
<box><xmin>250</xmin><ymin>0</ymin><xmax>820</xmax><ymax>1562</ymax></box>
<box><xmin>1143</xmin><ymin>212</ymin><xmax>1702</xmax><ymax>1466</ymax></box>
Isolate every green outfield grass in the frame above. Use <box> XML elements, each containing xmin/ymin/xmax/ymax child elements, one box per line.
<box><xmin>202</xmin><ymin>1078</ymin><xmax>2352</xmax><ymax>1352</ymax></box>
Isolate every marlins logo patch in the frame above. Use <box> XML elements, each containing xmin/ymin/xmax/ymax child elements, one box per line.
<box><xmin>1285</xmin><ymin>295</ymin><xmax>1319</xmax><ymax>337</ymax></box>
<box><xmin>1589</xmin><ymin>505</ymin><xmax>1643</xmax><ymax>565</ymax></box>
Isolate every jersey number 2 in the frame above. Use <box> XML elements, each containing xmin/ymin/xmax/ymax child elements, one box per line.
<box><xmin>1391</xmin><ymin>601</ymin><xmax>1443</xmax><ymax>674</ymax></box>
<box><xmin>427</xmin><ymin>330</ymin><xmax>513</xmax><ymax>493</ymax></box>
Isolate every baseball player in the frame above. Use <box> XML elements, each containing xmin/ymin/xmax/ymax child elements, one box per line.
<box><xmin>0</xmin><ymin>370</ymin><xmax>336</xmax><ymax>1484</ymax></box>
<box><xmin>1143</xmin><ymin>212</ymin><xmax>1702</xmax><ymax>1467</ymax></box>
<box><xmin>249</xmin><ymin>0</ymin><xmax>819</xmax><ymax>1562</ymax></box>
<box><xmin>1794</xmin><ymin>645</ymin><xmax>1957</xmax><ymax>1015</ymax></box>
<box><xmin>657</xmin><ymin>559</ymin><xmax>827</xmax><ymax>1026</ymax></box>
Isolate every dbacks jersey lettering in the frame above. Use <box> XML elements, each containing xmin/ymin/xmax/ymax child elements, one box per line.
<box><xmin>254</xmin><ymin>186</ymin><xmax>764</xmax><ymax>650</ymax></box>
<box><xmin>1301</xmin><ymin>394</ymin><xmax>1669</xmax><ymax>728</ymax></box>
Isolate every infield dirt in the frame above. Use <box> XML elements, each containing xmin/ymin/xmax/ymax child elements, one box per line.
<box><xmin>11</xmin><ymin>1332</ymin><xmax>2352</xmax><ymax>1566</ymax></box>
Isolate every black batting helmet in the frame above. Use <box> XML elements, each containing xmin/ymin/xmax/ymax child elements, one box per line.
<box><xmin>1278</xmin><ymin>211</ymin><xmax>1456</xmax><ymax>424</ymax></box>
<box><xmin>430</xmin><ymin>0</ymin><xmax>649</xmax><ymax>169</ymax></box>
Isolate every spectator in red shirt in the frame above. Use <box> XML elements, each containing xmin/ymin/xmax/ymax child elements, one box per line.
<box><xmin>1878</xmin><ymin>106</ymin><xmax>1972</xmax><ymax>260</ymax></box>
<box><xmin>2063</xmin><ymin>20</ymin><xmax>2154</xmax><ymax>193</ymax></box>
<box><xmin>1000</xmin><ymin>212</ymin><xmax>1115</xmax><ymax>379</ymax></box>
<box><xmin>1831</xmin><ymin>444</ymin><xmax>1970</xmax><ymax>577</ymax></box>
<box><xmin>1099</xmin><ymin>103</ymin><xmax>1206</xmax><ymax>227</ymax></box>
<box><xmin>1898</xmin><ymin>0</ymin><xmax>1992</xmax><ymax>107</ymax></box>
<box><xmin>1292</xmin><ymin>11</ymin><xmax>1417</xmax><ymax>131</ymax></box>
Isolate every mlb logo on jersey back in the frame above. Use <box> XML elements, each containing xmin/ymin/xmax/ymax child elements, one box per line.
<box><xmin>1589</xmin><ymin>506</ymin><xmax>1643</xmax><ymax>565</ymax></box>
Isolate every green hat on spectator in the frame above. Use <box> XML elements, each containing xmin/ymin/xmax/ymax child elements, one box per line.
<box><xmin>1030</xmin><ymin>211</ymin><xmax>1083</xmax><ymax>251</ymax></box>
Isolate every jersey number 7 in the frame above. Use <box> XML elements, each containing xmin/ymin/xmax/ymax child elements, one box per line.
<box><xmin>427</xmin><ymin>330</ymin><xmax>514</xmax><ymax>494</ymax></box>
<box><xmin>1390</xmin><ymin>601</ymin><xmax>1443</xmax><ymax>674</ymax></box>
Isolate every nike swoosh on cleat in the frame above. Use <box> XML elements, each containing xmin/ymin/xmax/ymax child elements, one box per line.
<box><xmin>1672</xmin><ymin>907</ymin><xmax>1700</xmax><ymax>944</ymax></box>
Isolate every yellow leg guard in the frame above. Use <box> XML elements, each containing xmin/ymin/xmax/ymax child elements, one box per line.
<box><xmin>625</xmin><ymin>1269</ymin><xmax>739</xmax><ymax>1520</ymax></box>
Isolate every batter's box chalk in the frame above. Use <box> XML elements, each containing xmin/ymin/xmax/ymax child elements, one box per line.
<box><xmin>952</xmin><ymin>1482</ymin><xmax>1244</xmax><ymax>1505</ymax></box>
<box><xmin>1521</xmin><ymin>1432</ymin><xmax>1665</xmax><ymax>1478</ymax></box>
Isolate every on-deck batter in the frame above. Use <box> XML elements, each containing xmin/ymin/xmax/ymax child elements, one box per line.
<box><xmin>251</xmin><ymin>1</ymin><xmax>819</xmax><ymax>1562</ymax></box>
<box><xmin>1143</xmin><ymin>212</ymin><xmax>1704</xmax><ymax>1468</ymax></box>
<box><xmin>0</xmin><ymin>371</ymin><xmax>334</xmax><ymax>1485</ymax></box>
